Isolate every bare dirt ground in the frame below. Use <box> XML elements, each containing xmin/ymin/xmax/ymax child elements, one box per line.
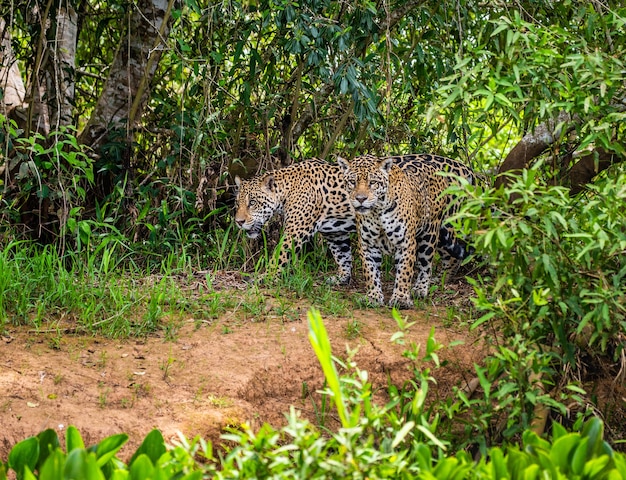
<box><xmin>0</xmin><ymin>275</ymin><xmax>490</xmax><ymax>461</ymax></box>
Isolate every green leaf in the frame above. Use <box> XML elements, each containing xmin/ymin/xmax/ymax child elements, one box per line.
<box><xmin>39</xmin><ymin>449</ymin><xmax>65</xmax><ymax>480</ymax></box>
<box><xmin>571</xmin><ymin>437</ymin><xmax>590</xmax><ymax>475</ymax></box>
<box><xmin>110</xmin><ymin>471</ymin><xmax>130</xmax><ymax>480</ymax></box>
<box><xmin>416</xmin><ymin>425</ymin><xmax>447</xmax><ymax>451</ymax></box>
<box><xmin>308</xmin><ymin>308</ymin><xmax>349</xmax><ymax>428</ymax></box>
<box><xmin>64</xmin><ymin>450</ymin><xmax>105</xmax><ymax>480</ymax></box>
<box><xmin>8</xmin><ymin>436</ymin><xmax>39</xmax><ymax>480</ymax></box>
<box><xmin>129</xmin><ymin>430</ymin><xmax>166</xmax><ymax>466</ymax></box>
<box><xmin>489</xmin><ymin>447</ymin><xmax>508</xmax><ymax>480</ymax></box>
<box><xmin>391</xmin><ymin>421</ymin><xmax>415</xmax><ymax>449</ymax></box>
<box><xmin>22</xmin><ymin>466</ymin><xmax>36</xmax><ymax>480</ymax></box>
<box><xmin>36</xmin><ymin>429</ymin><xmax>60</xmax><ymax>471</ymax></box>
<box><xmin>93</xmin><ymin>434</ymin><xmax>129</xmax><ymax>467</ymax></box>
<box><xmin>433</xmin><ymin>457</ymin><xmax>457</xmax><ymax>478</ymax></box>
<box><xmin>549</xmin><ymin>433</ymin><xmax>580</xmax><ymax>472</ymax></box>
<box><xmin>583</xmin><ymin>456</ymin><xmax>612</xmax><ymax>478</ymax></box>
<box><xmin>66</xmin><ymin>426</ymin><xmax>85</xmax><ymax>452</ymax></box>
<box><xmin>129</xmin><ymin>454</ymin><xmax>154</xmax><ymax>480</ymax></box>
<box><xmin>581</xmin><ymin>417</ymin><xmax>605</xmax><ymax>457</ymax></box>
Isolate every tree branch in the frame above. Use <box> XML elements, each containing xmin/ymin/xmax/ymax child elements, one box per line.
<box><xmin>495</xmin><ymin>111</ymin><xmax>574</xmax><ymax>189</ymax></box>
<box><xmin>568</xmin><ymin>146</ymin><xmax>624</xmax><ymax>195</ymax></box>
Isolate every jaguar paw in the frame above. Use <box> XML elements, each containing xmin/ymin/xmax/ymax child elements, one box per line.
<box><xmin>388</xmin><ymin>294</ymin><xmax>414</xmax><ymax>310</ymax></box>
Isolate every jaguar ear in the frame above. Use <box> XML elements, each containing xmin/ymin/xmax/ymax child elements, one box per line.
<box><xmin>234</xmin><ymin>175</ymin><xmax>242</xmax><ymax>188</ymax></box>
<box><xmin>262</xmin><ymin>174</ymin><xmax>276</xmax><ymax>193</ymax></box>
<box><xmin>380</xmin><ymin>158</ymin><xmax>394</xmax><ymax>173</ymax></box>
<box><xmin>336</xmin><ymin>156</ymin><xmax>350</xmax><ymax>173</ymax></box>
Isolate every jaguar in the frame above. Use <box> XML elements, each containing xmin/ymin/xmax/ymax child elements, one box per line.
<box><xmin>234</xmin><ymin>159</ymin><xmax>355</xmax><ymax>285</ymax></box>
<box><xmin>234</xmin><ymin>154</ymin><xmax>474</xmax><ymax>291</ymax></box>
<box><xmin>337</xmin><ymin>153</ymin><xmax>475</xmax><ymax>308</ymax></box>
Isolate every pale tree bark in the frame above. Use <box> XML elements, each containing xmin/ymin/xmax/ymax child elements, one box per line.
<box><xmin>0</xmin><ymin>18</ymin><xmax>27</xmax><ymax>118</ymax></box>
<box><xmin>45</xmin><ymin>3</ymin><xmax>78</xmax><ymax>129</ymax></box>
<box><xmin>78</xmin><ymin>0</ymin><xmax>177</xmax><ymax>154</ymax></box>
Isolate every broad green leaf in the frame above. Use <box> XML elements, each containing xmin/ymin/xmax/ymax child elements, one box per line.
<box><xmin>582</xmin><ymin>456</ymin><xmax>612</xmax><ymax>478</ymax></box>
<box><xmin>22</xmin><ymin>466</ymin><xmax>36</xmax><ymax>480</ymax></box>
<box><xmin>39</xmin><ymin>449</ymin><xmax>65</xmax><ymax>480</ymax></box>
<box><xmin>94</xmin><ymin>434</ymin><xmax>129</xmax><ymax>467</ymax></box>
<box><xmin>8</xmin><ymin>436</ymin><xmax>39</xmax><ymax>480</ymax></box>
<box><xmin>581</xmin><ymin>417</ymin><xmax>605</xmax><ymax>457</ymax></box>
<box><xmin>66</xmin><ymin>426</ymin><xmax>85</xmax><ymax>452</ymax></box>
<box><xmin>110</xmin><ymin>471</ymin><xmax>130</xmax><ymax>480</ymax></box>
<box><xmin>64</xmin><ymin>449</ymin><xmax>105</xmax><ymax>480</ymax></box>
<box><xmin>36</xmin><ymin>429</ymin><xmax>60</xmax><ymax>471</ymax></box>
<box><xmin>550</xmin><ymin>434</ymin><xmax>580</xmax><ymax>472</ymax></box>
<box><xmin>489</xmin><ymin>447</ymin><xmax>508</xmax><ymax>480</ymax></box>
<box><xmin>129</xmin><ymin>454</ymin><xmax>154</xmax><ymax>480</ymax></box>
<box><xmin>129</xmin><ymin>430</ymin><xmax>166</xmax><ymax>466</ymax></box>
<box><xmin>571</xmin><ymin>437</ymin><xmax>590</xmax><ymax>475</ymax></box>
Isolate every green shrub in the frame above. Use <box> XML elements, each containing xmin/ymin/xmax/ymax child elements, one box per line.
<box><xmin>444</xmin><ymin>165</ymin><xmax>626</xmax><ymax>448</ymax></box>
<box><xmin>457</xmin><ymin>165</ymin><xmax>626</xmax><ymax>359</ymax></box>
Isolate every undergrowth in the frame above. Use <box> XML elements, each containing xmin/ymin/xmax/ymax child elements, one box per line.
<box><xmin>0</xmin><ymin>231</ymin><xmax>363</xmax><ymax>336</ymax></box>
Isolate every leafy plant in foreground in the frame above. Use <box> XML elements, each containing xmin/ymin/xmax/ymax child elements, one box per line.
<box><xmin>1</xmin><ymin>425</ymin><xmax>214</xmax><ymax>480</ymax></box>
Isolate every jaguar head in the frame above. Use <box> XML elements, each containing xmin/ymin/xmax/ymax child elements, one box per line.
<box><xmin>337</xmin><ymin>155</ymin><xmax>393</xmax><ymax>215</ymax></box>
<box><xmin>234</xmin><ymin>174</ymin><xmax>279</xmax><ymax>239</ymax></box>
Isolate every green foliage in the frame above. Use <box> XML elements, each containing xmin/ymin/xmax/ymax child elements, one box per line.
<box><xmin>4</xmin><ymin>1</ymin><xmax>626</xmax><ymax>273</ymax></box>
<box><xmin>0</xmin><ymin>241</ymin><xmax>198</xmax><ymax>336</ymax></box>
<box><xmin>442</xmin><ymin>165</ymin><xmax>626</xmax><ymax>449</ymax></box>
<box><xmin>429</xmin><ymin>3</ymin><xmax>626</xmax><ymax>171</ymax></box>
<box><xmin>0</xmin><ymin>237</ymin><xmax>349</xmax><ymax>336</ymax></box>
<box><xmin>458</xmin><ymin>166</ymin><xmax>626</xmax><ymax>359</ymax></box>
<box><xmin>0</xmin><ymin>118</ymin><xmax>95</xmax><ymax>242</ymax></box>
<box><xmin>1</xmin><ymin>425</ymin><xmax>213</xmax><ymax>480</ymax></box>
<box><xmin>3</xmin><ymin>412</ymin><xmax>625</xmax><ymax>479</ymax></box>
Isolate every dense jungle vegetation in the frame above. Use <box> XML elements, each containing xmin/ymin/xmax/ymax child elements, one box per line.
<box><xmin>1</xmin><ymin>0</ymin><xmax>626</xmax><ymax>477</ymax></box>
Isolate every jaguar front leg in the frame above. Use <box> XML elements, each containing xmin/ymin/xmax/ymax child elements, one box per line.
<box><xmin>413</xmin><ymin>231</ymin><xmax>437</xmax><ymax>298</ymax></box>
<box><xmin>389</xmin><ymin>239</ymin><xmax>417</xmax><ymax>309</ymax></box>
<box><xmin>355</xmin><ymin>216</ymin><xmax>385</xmax><ymax>305</ymax></box>
<box><xmin>324</xmin><ymin>233</ymin><xmax>353</xmax><ymax>285</ymax></box>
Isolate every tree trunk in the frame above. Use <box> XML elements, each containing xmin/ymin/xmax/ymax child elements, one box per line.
<box><xmin>494</xmin><ymin>111</ymin><xmax>574</xmax><ymax>189</ymax></box>
<box><xmin>568</xmin><ymin>147</ymin><xmax>624</xmax><ymax>195</ymax></box>
<box><xmin>0</xmin><ymin>18</ymin><xmax>27</xmax><ymax>121</ymax></box>
<box><xmin>45</xmin><ymin>4</ymin><xmax>78</xmax><ymax>129</ymax></box>
<box><xmin>78</xmin><ymin>0</ymin><xmax>177</xmax><ymax>154</ymax></box>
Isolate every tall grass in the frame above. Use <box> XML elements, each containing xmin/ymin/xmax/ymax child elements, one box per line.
<box><xmin>0</xmin><ymin>241</ymin><xmax>179</xmax><ymax>336</ymax></box>
<box><xmin>0</xmin><ymin>230</ymin><xmax>359</xmax><ymax>337</ymax></box>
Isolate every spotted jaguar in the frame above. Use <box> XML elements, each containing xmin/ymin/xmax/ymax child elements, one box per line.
<box><xmin>234</xmin><ymin>159</ymin><xmax>355</xmax><ymax>285</ymax></box>
<box><xmin>337</xmin><ymin>154</ymin><xmax>475</xmax><ymax>308</ymax></box>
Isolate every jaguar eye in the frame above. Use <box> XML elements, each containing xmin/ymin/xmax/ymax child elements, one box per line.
<box><xmin>249</xmin><ymin>199</ymin><xmax>257</xmax><ymax>208</ymax></box>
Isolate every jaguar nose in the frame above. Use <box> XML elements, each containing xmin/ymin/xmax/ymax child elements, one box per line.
<box><xmin>355</xmin><ymin>193</ymin><xmax>368</xmax><ymax>204</ymax></box>
<box><xmin>235</xmin><ymin>218</ymin><xmax>245</xmax><ymax>227</ymax></box>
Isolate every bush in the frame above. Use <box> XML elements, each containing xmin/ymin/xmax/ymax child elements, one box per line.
<box><xmin>446</xmin><ymin>165</ymin><xmax>626</xmax><ymax>446</ymax></box>
<box><xmin>459</xmin><ymin>166</ymin><xmax>626</xmax><ymax>358</ymax></box>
